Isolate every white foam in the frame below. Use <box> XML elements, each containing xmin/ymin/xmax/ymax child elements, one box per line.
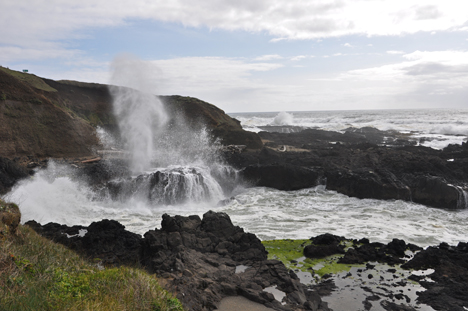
<box><xmin>271</xmin><ymin>111</ymin><xmax>294</xmax><ymax>125</ymax></box>
<box><xmin>230</xmin><ymin>109</ymin><xmax>468</xmax><ymax>149</ymax></box>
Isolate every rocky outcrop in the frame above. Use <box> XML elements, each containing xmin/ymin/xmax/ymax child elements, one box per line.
<box><xmin>402</xmin><ymin>242</ymin><xmax>468</xmax><ymax>311</ymax></box>
<box><xmin>225</xmin><ymin>128</ymin><xmax>468</xmax><ymax>209</ymax></box>
<box><xmin>300</xmin><ymin>233</ymin><xmax>468</xmax><ymax>311</ymax></box>
<box><xmin>27</xmin><ymin>212</ymin><xmax>330</xmax><ymax>311</ymax></box>
<box><xmin>27</xmin><ymin>213</ymin><xmax>468</xmax><ymax>311</ymax></box>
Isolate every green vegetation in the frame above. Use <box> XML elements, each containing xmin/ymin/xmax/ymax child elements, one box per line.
<box><xmin>0</xmin><ymin>209</ymin><xmax>184</xmax><ymax>311</ymax></box>
<box><xmin>87</xmin><ymin>113</ymin><xmax>103</xmax><ymax>126</ymax></box>
<box><xmin>0</xmin><ymin>67</ymin><xmax>57</xmax><ymax>92</ymax></box>
<box><xmin>262</xmin><ymin>239</ymin><xmax>355</xmax><ymax>279</ymax></box>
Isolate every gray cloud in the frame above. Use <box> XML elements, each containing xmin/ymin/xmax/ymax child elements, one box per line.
<box><xmin>404</xmin><ymin>62</ymin><xmax>468</xmax><ymax>77</ymax></box>
<box><xmin>415</xmin><ymin>5</ymin><xmax>443</xmax><ymax>20</ymax></box>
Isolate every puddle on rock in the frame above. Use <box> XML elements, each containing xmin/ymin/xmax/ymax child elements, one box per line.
<box><xmin>263</xmin><ymin>285</ymin><xmax>286</xmax><ymax>305</ymax></box>
<box><xmin>318</xmin><ymin>263</ymin><xmax>436</xmax><ymax>311</ymax></box>
<box><xmin>235</xmin><ymin>265</ymin><xmax>250</xmax><ymax>273</ymax></box>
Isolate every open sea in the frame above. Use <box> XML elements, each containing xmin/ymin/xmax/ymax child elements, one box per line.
<box><xmin>7</xmin><ymin>108</ymin><xmax>468</xmax><ymax>247</ymax></box>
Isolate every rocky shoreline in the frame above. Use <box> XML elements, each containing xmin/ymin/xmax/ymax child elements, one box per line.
<box><xmin>25</xmin><ymin>211</ymin><xmax>468</xmax><ymax>311</ymax></box>
<box><xmin>225</xmin><ymin>126</ymin><xmax>468</xmax><ymax>210</ymax></box>
<box><xmin>2</xmin><ymin>67</ymin><xmax>468</xmax><ymax>310</ymax></box>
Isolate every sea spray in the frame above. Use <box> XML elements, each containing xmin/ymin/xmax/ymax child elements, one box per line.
<box><xmin>272</xmin><ymin>111</ymin><xmax>294</xmax><ymax>125</ymax></box>
<box><xmin>106</xmin><ymin>54</ymin><xmax>237</xmax><ymax>204</ymax></box>
<box><xmin>109</xmin><ymin>55</ymin><xmax>168</xmax><ymax>174</ymax></box>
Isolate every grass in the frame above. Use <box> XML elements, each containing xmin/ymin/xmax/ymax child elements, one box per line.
<box><xmin>0</xmin><ymin>67</ymin><xmax>57</xmax><ymax>92</ymax></box>
<box><xmin>0</xmin><ymin>212</ymin><xmax>184</xmax><ymax>311</ymax></box>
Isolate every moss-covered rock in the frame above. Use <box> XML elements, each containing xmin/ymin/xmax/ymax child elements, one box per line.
<box><xmin>0</xmin><ymin>199</ymin><xmax>21</xmax><ymax>235</ymax></box>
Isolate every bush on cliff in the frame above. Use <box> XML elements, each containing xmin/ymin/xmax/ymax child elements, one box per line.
<box><xmin>0</xmin><ymin>204</ymin><xmax>184</xmax><ymax>311</ymax></box>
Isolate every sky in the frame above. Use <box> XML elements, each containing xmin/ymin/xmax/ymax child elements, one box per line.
<box><xmin>1</xmin><ymin>1</ymin><xmax>468</xmax><ymax>113</ymax></box>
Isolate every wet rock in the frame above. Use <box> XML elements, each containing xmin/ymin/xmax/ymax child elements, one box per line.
<box><xmin>27</xmin><ymin>219</ymin><xmax>142</xmax><ymax>265</ymax></box>
<box><xmin>29</xmin><ymin>212</ymin><xmax>330</xmax><ymax>311</ymax></box>
<box><xmin>304</xmin><ymin>234</ymin><xmax>346</xmax><ymax>259</ymax></box>
<box><xmin>380</xmin><ymin>300</ymin><xmax>417</xmax><ymax>311</ymax></box>
<box><xmin>225</xmin><ymin>128</ymin><xmax>468</xmax><ymax>209</ymax></box>
<box><xmin>242</xmin><ymin>163</ymin><xmax>322</xmax><ymax>191</ymax></box>
<box><xmin>401</xmin><ymin>243</ymin><xmax>468</xmax><ymax>311</ymax></box>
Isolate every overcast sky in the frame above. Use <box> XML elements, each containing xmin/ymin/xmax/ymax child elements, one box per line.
<box><xmin>1</xmin><ymin>1</ymin><xmax>468</xmax><ymax>112</ymax></box>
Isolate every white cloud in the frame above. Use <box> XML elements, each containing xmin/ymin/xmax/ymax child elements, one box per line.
<box><xmin>387</xmin><ymin>50</ymin><xmax>405</xmax><ymax>55</ymax></box>
<box><xmin>414</xmin><ymin>5</ymin><xmax>443</xmax><ymax>20</ymax></box>
<box><xmin>290</xmin><ymin>55</ymin><xmax>313</xmax><ymax>61</ymax></box>
<box><xmin>335</xmin><ymin>50</ymin><xmax>468</xmax><ymax>108</ymax></box>
<box><xmin>42</xmin><ymin>50</ymin><xmax>468</xmax><ymax>112</ymax></box>
<box><xmin>343</xmin><ymin>43</ymin><xmax>353</xmax><ymax>47</ymax></box>
<box><xmin>1</xmin><ymin>0</ymin><xmax>468</xmax><ymax>56</ymax></box>
<box><xmin>254</xmin><ymin>54</ymin><xmax>283</xmax><ymax>61</ymax></box>
<box><xmin>126</xmin><ymin>56</ymin><xmax>285</xmax><ymax>111</ymax></box>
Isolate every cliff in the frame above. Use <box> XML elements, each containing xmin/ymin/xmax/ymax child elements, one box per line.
<box><xmin>0</xmin><ymin>67</ymin><xmax>262</xmax><ymax>159</ymax></box>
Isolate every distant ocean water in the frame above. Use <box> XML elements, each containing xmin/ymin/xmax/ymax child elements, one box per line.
<box><xmin>229</xmin><ymin>108</ymin><xmax>468</xmax><ymax>149</ymax></box>
<box><xmin>8</xmin><ymin>108</ymin><xmax>468</xmax><ymax>248</ymax></box>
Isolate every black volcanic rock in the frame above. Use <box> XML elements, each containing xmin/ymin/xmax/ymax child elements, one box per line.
<box><xmin>224</xmin><ymin>128</ymin><xmax>468</xmax><ymax>210</ymax></box>
<box><xmin>304</xmin><ymin>234</ymin><xmax>346</xmax><ymax>259</ymax></box>
<box><xmin>27</xmin><ymin>214</ymin><xmax>468</xmax><ymax>311</ymax></box>
<box><xmin>242</xmin><ymin>163</ymin><xmax>323</xmax><ymax>190</ymax></box>
<box><xmin>27</xmin><ymin>212</ymin><xmax>330</xmax><ymax>311</ymax></box>
<box><xmin>402</xmin><ymin>243</ymin><xmax>468</xmax><ymax>311</ymax></box>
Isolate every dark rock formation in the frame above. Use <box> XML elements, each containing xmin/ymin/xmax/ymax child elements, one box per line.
<box><xmin>338</xmin><ymin>238</ymin><xmax>420</xmax><ymax>266</ymax></box>
<box><xmin>242</xmin><ymin>164</ymin><xmax>322</xmax><ymax>191</ymax></box>
<box><xmin>304</xmin><ymin>234</ymin><xmax>346</xmax><ymax>259</ymax></box>
<box><xmin>26</xmin><ymin>214</ymin><xmax>468</xmax><ymax>311</ymax></box>
<box><xmin>0</xmin><ymin>157</ymin><xmax>29</xmax><ymax>194</ymax></box>
<box><xmin>301</xmin><ymin>234</ymin><xmax>468</xmax><ymax>311</ymax></box>
<box><xmin>225</xmin><ymin>128</ymin><xmax>468</xmax><ymax>209</ymax></box>
<box><xmin>402</xmin><ymin>242</ymin><xmax>468</xmax><ymax>311</ymax></box>
<box><xmin>26</xmin><ymin>219</ymin><xmax>142</xmax><ymax>266</ymax></box>
<box><xmin>27</xmin><ymin>212</ymin><xmax>330</xmax><ymax>311</ymax></box>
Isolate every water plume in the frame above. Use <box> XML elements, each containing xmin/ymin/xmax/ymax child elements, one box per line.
<box><xmin>105</xmin><ymin>54</ymin><xmax>238</xmax><ymax>205</ymax></box>
<box><xmin>272</xmin><ymin>111</ymin><xmax>294</xmax><ymax>126</ymax></box>
<box><xmin>109</xmin><ymin>54</ymin><xmax>168</xmax><ymax>174</ymax></box>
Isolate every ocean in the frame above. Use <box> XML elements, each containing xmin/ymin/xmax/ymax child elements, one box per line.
<box><xmin>7</xmin><ymin>108</ymin><xmax>468</xmax><ymax>247</ymax></box>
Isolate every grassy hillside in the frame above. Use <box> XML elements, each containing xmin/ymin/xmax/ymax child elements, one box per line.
<box><xmin>0</xmin><ymin>67</ymin><xmax>57</xmax><ymax>93</ymax></box>
<box><xmin>0</xmin><ymin>200</ymin><xmax>184</xmax><ymax>311</ymax></box>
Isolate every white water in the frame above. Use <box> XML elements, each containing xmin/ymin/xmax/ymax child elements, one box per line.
<box><xmin>6</xmin><ymin>162</ymin><xmax>468</xmax><ymax>247</ymax></box>
<box><xmin>230</xmin><ymin>109</ymin><xmax>468</xmax><ymax>149</ymax></box>
<box><xmin>5</xmin><ymin>103</ymin><xmax>468</xmax><ymax>248</ymax></box>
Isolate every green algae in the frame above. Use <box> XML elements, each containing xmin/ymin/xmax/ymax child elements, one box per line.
<box><xmin>262</xmin><ymin>239</ymin><xmax>311</xmax><ymax>269</ymax></box>
<box><xmin>262</xmin><ymin>239</ymin><xmax>357</xmax><ymax>279</ymax></box>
